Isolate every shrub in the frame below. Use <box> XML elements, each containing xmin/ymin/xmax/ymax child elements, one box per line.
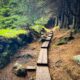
<box><xmin>0</xmin><ymin>8</ymin><xmax>11</xmax><ymax>17</ymax></box>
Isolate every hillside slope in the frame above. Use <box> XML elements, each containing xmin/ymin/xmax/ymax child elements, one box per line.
<box><xmin>49</xmin><ymin>29</ymin><xmax>80</xmax><ymax>80</ymax></box>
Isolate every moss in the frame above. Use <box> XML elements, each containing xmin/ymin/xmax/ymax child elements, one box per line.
<box><xmin>0</xmin><ymin>29</ymin><xmax>27</xmax><ymax>38</ymax></box>
<box><xmin>31</xmin><ymin>24</ymin><xmax>50</xmax><ymax>33</ymax></box>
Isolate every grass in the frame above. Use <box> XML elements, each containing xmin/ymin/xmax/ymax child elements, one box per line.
<box><xmin>0</xmin><ymin>29</ymin><xmax>27</xmax><ymax>38</ymax></box>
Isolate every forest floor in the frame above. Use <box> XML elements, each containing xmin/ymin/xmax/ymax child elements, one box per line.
<box><xmin>0</xmin><ymin>28</ymin><xmax>80</xmax><ymax>80</ymax></box>
<box><xmin>0</xmin><ymin>41</ymin><xmax>41</xmax><ymax>80</ymax></box>
<box><xmin>49</xmin><ymin>29</ymin><xmax>80</xmax><ymax>80</ymax></box>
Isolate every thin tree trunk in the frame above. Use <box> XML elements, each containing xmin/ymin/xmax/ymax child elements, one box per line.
<box><xmin>55</xmin><ymin>16</ymin><xmax>58</xmax><ymax>26</ymax></box>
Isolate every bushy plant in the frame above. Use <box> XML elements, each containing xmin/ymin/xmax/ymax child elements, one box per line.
<box><xmin>0</xmin><ymin>7</ymin><xmax>11</xmax><ymax>17</ymax></box>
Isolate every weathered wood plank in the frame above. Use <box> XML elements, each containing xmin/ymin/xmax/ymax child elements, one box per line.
<box><xmin>36</xmin><ymin>66</ymin><xmax>51</xmax><ymax>80</ymax></box>
<box><xmin>26</xmin><ymin>66</ymin><xmax>36</xmax><ymax>71</ymax></box>
<box><xmin>37</xmin><ymin>49</ymin><xmax>48</xmax><ymax>66</ymax></box>
<box><xmin>45</xmin><ymin>36</ymin><xmax>52</xmax><ymax>41</ymax></box>
<box><xmin>49</xmin><ymin>31</ymin><xmax>53</xmax><ymax>34</ymax></box>
<box><xmin>48</xmin><ymin>33</ymin><xmax>53</xmax><ymax>37</ymax></box>
<box><xmin>41</xmin><ymin>41</ymin><xmax>50</xmax><ymax>48</ymax></box>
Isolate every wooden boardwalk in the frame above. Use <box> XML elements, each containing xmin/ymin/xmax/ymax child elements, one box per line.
<box><xmin>37</xmin><ymin>48</ymin><xmax>48</xmax><ymax>66</ymax></box>
<box><xmin>26</xmin><ymin>66</ymin><xmax>36</xmax><ymax>71</ymax></box>
<box><xmin>45</xmin><ymin>36</ymin><xmax>52</xmax><ymax>41</ymax></box>
<box><xmin>41</xmin><ymin>41</ymin><xmax>50</xmax><ymax>49</ymax></box>
<box><xmin>36</xmin><ymin>31</ymin><xmax>53</xmax><ymax>80</ymax></box>
<box><xmin>36</xmin><ymin>66</ymin><xmax>51</xmax><ymax>80</ymax></box>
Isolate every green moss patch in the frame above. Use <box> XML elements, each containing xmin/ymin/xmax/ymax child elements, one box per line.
<box><xmin>0</xmin><ymin>29</ymin><xmax>27</xmax><ymax>38</ymax></box>
<box><xmin>31</xmin><ymin>24</ymin><xmax>50</xmax><ymax>33</ymax></box>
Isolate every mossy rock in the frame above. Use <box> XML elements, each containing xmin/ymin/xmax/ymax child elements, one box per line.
<box><xmin>14</xmin><ymin>68</ymin><xmax>27</xmax><ymax>77</ymax></box>
<box><xmin>13</xmin><ymin>63</ymin><xmax>27</xmax><ymax>77</ymax></box>
<box><xmin>73</xmin><ymin>55</ymin><xmax>80</xmax><ymax>64</ymax></box>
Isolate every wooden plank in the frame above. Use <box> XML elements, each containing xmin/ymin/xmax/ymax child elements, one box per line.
<box><xmin>36</xmin><ymin>66</ymin><xmax>51</xmax><ymax>80</ymax></box>
<box><xmin>26</xmin><ymin>66</ymin><xmax>36</xmax><ymax>71</ymax></box>
<box><xmin>45</xmin><ymin>36</ymin><xmax>51</xmax><ymax>41</ymax></box>
<box><xmin>37</xmin><ymin>49</ymin><xmax>48</xmax><ymax>66</ymax></box>
<box><xmin>49</xmin><ymin>31</ymin><xmax>53</xmax><ymax>34</ymax></box>
<box><xmin>41</xmin><ymin>41</ymin><xmax>50</xmax><ymax>48</ymax></box>
<box><xmin>48</xmin><ymin>34</ymin><xmax>53</xmax><ymax>37</ymax></box>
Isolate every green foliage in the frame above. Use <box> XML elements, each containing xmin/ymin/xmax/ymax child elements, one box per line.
<box><xmin>35</xmin><ymin>16</ymin><xmax>50</xmax><ymax>25</ymax></box>
<box><xmin>31</xmin><ymin>24</ymin><xmax>45</xmax><ymax>33</ymax></box>
<box><xmin>0</xmin><ymin>7</ymin><xmax>11</xmax><ymax>17</ymax></box>
<box><xmin>12</xmin><ymin>16</ymin><xmax>31</xmax><ymax>28</ymax></box>
<box><xmin>0</xmin><ymin>15</ymin><xmax>18</xmax><ymax>28</ymax></box>
<box><xmin>0</xmin><ymin>0</ymin><xmax>51</xmax><ymax>69</ymax></box>
<box><xmin>0</xmin><ymin>15</ymin><xmax>31</xmax><ymax>29</ymax></box>
<box><xmin>0</xmin><ymin>29</ymin><xmax>27</xmax><ymax>38</ymax></box>
<box><xmin>31</xmin><ymin>24</ymin><xmax>50</xmax><ymax>33</ymax></box>
<box><xmin>0</xmin><ymin>0</ymin><xmax>50</xmax><ymax>29</ymax></box>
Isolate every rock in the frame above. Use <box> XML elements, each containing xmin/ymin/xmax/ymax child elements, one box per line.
<box><xmin>73</xmin><ymin>55</ymin><xmax>80</xmax><ymax>64</ymax></box>
<box><xmin>14</xmin><ymin>68</ymin><xmax>27</xmax><ymax>77</ymax></box>
<box><xmin>13</xmin><ymin>63</ymin><xmax>27</xmax><ymax>77</ymax></box>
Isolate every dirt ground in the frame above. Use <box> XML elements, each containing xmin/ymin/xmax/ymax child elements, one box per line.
<box><xmin>49</xmin><ymin>29</ymin><xmax>80</xmax><ymax>80</ymax></box>
<box><xmin>0</xmin><ymin>41</ymin><xmax>41</xmax><ymax>80</ymax></box>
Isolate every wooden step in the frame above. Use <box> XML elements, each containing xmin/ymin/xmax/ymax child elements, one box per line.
<box><xmin>41</xmin><ymin>41</ymin><xmax>50</xmax><ymax>49</ymax></box>
<box><xmin>36</xmin><ymin>66</ymin><xmax>51</xmax><ymax>80</ymax></box>
<box><xmin>37</xmin><ymin>49</ymin><xmax>48</xmax><ymax>66</ymax></box>
<box><xmin>26</xmin><ymin>66</ymin><xmax>36</xmax><ymax>71</ymax></box>
<box><xmin>48</xmin><ymin>33</ymin><xmax>53</xmax><ymax>37</ymax></box>
<box><xmin>45</xmin><ymin>36</ymin><xmax>52</xmax><ymax>42</ymax></box>
<box><xmin>49</xmin><ymin>31</ymin><xmax>53</xmax><ymax>34</ymax></box>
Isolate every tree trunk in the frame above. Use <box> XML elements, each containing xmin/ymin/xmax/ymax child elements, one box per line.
<box><xmin>55</xmin><ymin>16</ymin><xmax>58</xmax><ymax>26</ymax></box>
